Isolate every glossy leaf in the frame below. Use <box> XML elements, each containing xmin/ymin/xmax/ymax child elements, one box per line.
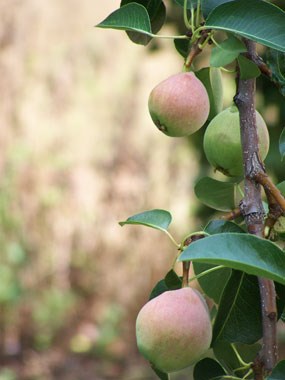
<box><xmin>96</xmin><ymin>3</ymin><xmax>152</xmax><ymax>36</ymax></box>
<box><xmin>119</xmin><ymin>209</ymin><xmax>172</xmax><ymax>231</ymax></box>
<box><xmin>237</xmin><ymin>55</ymin><xmax>261</xmax><ymax>80</ymax></box>
<box><xmin>205</xmin><ymin>220</ymin><xmax>245</xmax><ymax>235</ymax></box>
<box><xmin>194</xmin><ymin>177</ymin><xmax>236</xmax><ymax>211</ymax></box>
<box><xmin>179</xmin><ymin>233</ymin><xmax>285</xmax><ymax>285</ymax></box>
<box><xmin>279</xmin><ymin>128</ymin><xmax>285</xmax><ymax>160</ymax></box>
<box><xmin>120</xmin><ymin>0</ymin><xmax>166</xmax><ymax>45</ymax></box>
<box><xmin>174</xmin><ymin>38</ymin><xmax>191</xmax><ymax>58</ymax></box>
<box><xmin>201</xmin><ymin>0</ymin><xmax>233</xmax><ymax>17</ymax></box>
<box><xmin>195</xmin><ymin>67</ymin><xmax>223</xmax><ymax>120</ymax></box>
<box><xmin>210</xmin><ymin>35</ymin><xmax>246</xmax><ymax>67</ymax></box>
<box><xmin>212</xmin><ymin>271</ymin><xmax>262</xmax><ymax>345</ymax></box>
<box><xmin>193</xmin><ymin>357</ymin><xmax>225</xmax><ymax>380</ymax></box>
<box><xmin>213</xmin><ymin>341</ymin><xmax>260</xmax><ymax>374</ymax></box>
<box><xmin>266</xmin><ymin>49</ymin><xmax>285</xmax><ymax>96</ymax></box>
<box><xmin>268</xmin><ymin>360</ymin><xmax>285</xmax><ymax>380</ymax></box>
<box><xmin>206</xmin><ymin>0</ymin><xmax>285</xmax><ymax>52</ymax></box>
<box><xmin>193</xmin><ymin>262</ymin><xmax>231</xmax><ymax>303</ymax></box>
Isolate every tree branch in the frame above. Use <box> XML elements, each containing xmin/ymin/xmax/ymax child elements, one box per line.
<box><xmin>234</xmin><ymin>39</ymin><xmax>278</xmax><ymax>378</ymax></box>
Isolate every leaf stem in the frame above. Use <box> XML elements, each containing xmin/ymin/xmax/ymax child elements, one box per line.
<box><xmin>163</xmin><ymin>230</ymin><xmax>181</xmax><ymax>249</ymax></box>
<box><xmin>183</xmin><ymin>0</ymin><xmax>192</xmax><ymax>30</ymax></box>
<box><xmin>188</xmin><ymin>265</ymin><xmax>225</xmax><ymax>284</ymax></box>
<box><xmin>231</xmin><ymin>343</ymin><xmax>249</xmax><ymax>367</ymax></box>
<box><xmin>195</xmin><ymin>0</ymin><xmax>201</xmax><ymax>27</ymax></box>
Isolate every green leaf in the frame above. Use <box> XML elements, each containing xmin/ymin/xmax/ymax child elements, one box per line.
<box><xmin>174</xmin><ymin>0</ymin><xmax>197</xmax><ymax>9</ymax></box>
<box><xmin>213</xmin><ymin>341</ymin><xmax>260</xmax><ymax>374</ymax></box>
<box><xmin>151</xmin><ymin>364</ymin><xmax>169</xmax><ymax>380</ymax></box>
<box><xmin>194</xmin><ymin>177</ymin><xmax>236</xmax><ymax>211</ymax></box>
<box><xmin>179</xmin><ymin>233</ymin><xmax>285</xmax><ymax>285</ymax></box>
<box><xmin>212</xmin><ymin>271</ymin><xmax>262</xmax><ymax>345</ymax></box>
<box><xmin>195</xmin><ymin>67</ymin><xmax>223</xmax><ymax>120</ymax></box>
<box><xmin>206</xmin><ymin>0</ymin><xmax>285</xmax><ymax>52</ymax></box>
<box><xmin>96</xmin><ymin>3</ymin><xmax>152</xmax><ymax>37</ymax></box>
<box><xmin>202</xmin><ymin>0</ymin><xmax>233</xmax><ymax>17</ymax></box>
<box><xmin>193</xmin><ymin>357</ymin><xmax>226</xmax><ymax>380</ymax></box>
<box><xmin>120</xmin><ymin>0</ymin><xmax>166</xmax><ymax>45</ymax></box>
<box><xmin>268</xmin><ymin>360</ymin><xmax>285</xmax><ymax>380</ymax></box>
<box><xmin>149</xmin><ymin>279</ymin><xmax>168</xmax><ymax>300</ymax></box>
<box><xmin>279</xmin><ymin>128</ymin><xmax>285</xmax><ymax>160</ymax></box>
<box><xmin>266</xmin><ymin>49</ymin><xmax>285</xmax><ymax>96</ymax></box>
<box><xmin>174</xmin><ymin>38</ymin><xmax>191</xmax><ymax>58</ymax></box>
<box><xmin>277</xmin><ymin>181</ymin><xmax>285</xmax><ymax>196</ymax></box>
<box><xmin>237</xmin><ymin>55</ymin><xmax>261</xmax><ymax>80</ymax></box>
<box><xmin>193</xmin><ymin>262</ymin><xmax>231</xmax><ymax>303</ymax></box>
<box><xmin>205</xmin><ymin>220</ymin><xmax>245</xmax><ymax>235</ymax></box>
<box><xmin>276</xmin><ymin>282</ymin><xmax>285</xmax><ymax>319</ymax></box>
<box><xmin>210</xmin><ymin>35</ymin><xmax>246</xmax><ymax>68</ymax></box>
<box><xmin>164</xmin><ymin>269</ymin><xmax>182</xmax><ymax>289</ymax></box>
<box><xmin>119</xmin><ymin>209</ymin><xmax>172</xmax><ymax>232</ymax></box>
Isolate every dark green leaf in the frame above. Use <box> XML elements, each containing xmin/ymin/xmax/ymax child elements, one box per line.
<box><xmin>120</xmin><ymin>0</ymin><xmax>166</xmax><ymax>45</ymax></box>
<box><xmin>268</xmin><ymin>360</ymin><xmax>285</xmax><ymax>380</ymax></box>
<box><xmin>206</xmin><ymin>0</ymin><xmax>285</xmax><ymax>52</ymax></box>
<box><xmin>119</xmin><ymin>209</ymin><xmax>172</xmax><ymax>232</ymax></box>
<box><xmin>212</xmin><ymin>271</ymin><xmax>262</xmax><ymax>345</ymax></box>
<box><xmin>281</xmin><ymin>311</ymin><xmax>285</xmax><ymax>322</ymax></box>
<box><xmin>213</xmin><ymin>341</ymin><xmax>260</xmax><ymax>374</ymax></box>
<box><xmin>96</xmin><ymin>3</ymin><xmax>152</xmax><ymax>36</ymax></box>
<box><xmin>205</xmin><ymin>220</ymin><xmax>245</xmax><ymax>235</ymax></box>
<box><xmin>193</xmin><ymin>357</ymin><xmax>226</xmax><ymax>380</ymax></box>
<box><xmin>149</xmin><ymin>279</ymin><xmax>168</xmax><ymax>300</ymax></box>
<box><xmin>194</xmin><ymin>177</ymin><xmax>236</xmax><ymax>211</ymax></box>
<box><xmin>202</xmin><ymin>0</ymin><xmax>233</xmax><ymax>17</ymax></box>
<box><xmin>195</xmin><ymin>67</ymin><xmax>223</xmax><ymax>120</ymax></box>
<box><xmin>193</xmin><ymin>262</ymin><xmax>231</xmax><ymax>303</ymax></box>
<box><xmin>179</xmin><ymin>233</ymin><xmax>285</xmax><ymax>285</ymax></box>
<box><xmin>164</xmin><ymin>269</ymin><xmax>182</xmax><ymax>289</ymax></box>
<box><xmin>277</xmin><ymin>181</ymin><xmax>285</xmax><ymax>196</ymax></box>
<box><xmin>266</xmin><ymin>49</ymin><xmax>285</xmax><ymax>96</ymax></box>
<box><xmin>276</xmin><ymin>282</ymin><xmax>285</xmax><ymax>319</ymax></box>
<box><xmin>279</xmin><ymin>128</ymin><xmax>285</xmax><ymax>160</ymax></box>
<box><xmin>151</xmin><ymin>364</ymin><xmax>169</xmax><ymax>380</ymax></box>
<box><xmin>174</xmin><ymin>39</ymin><xmax>191</xmax><ymax>58</ymax></box>
<box><xmin>238</xmin><ymin>55</ymin><xmax>261</xmax><ymax>80</ymax></box>
<box><xmin>210</xmin><ymin>35</ymin><xmax>246</xmax><ymax>67</ymax></box>
<box><xmin>174</xmin><ymin>0</ymin><xmax>197</xmax><ymax>9</ymax></box>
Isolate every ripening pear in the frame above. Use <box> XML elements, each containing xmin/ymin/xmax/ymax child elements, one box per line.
<box><xmin>203</xmin><ymin>105</ymin><xmax>269</xmax><ymax>177</ymax></box>
<box><xmin>136</xmin><ymin>287</ymin><xmax>212</xmax><ymax>373</ymax></box>
<box><xmin>148</xmin><ymin>72</ymin><xmax>210</xmax><ymax>137</ymax></box>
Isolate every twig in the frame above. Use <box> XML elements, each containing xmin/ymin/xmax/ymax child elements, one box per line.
<box><xmin>221</xmin><ymin>208</ymin><xmax>241</xmax><ymax>221</ymax></box>
<box><xmin>234</xmin><ymin>39</ymin><xmax>278</xmax><ymax>378</ymax></box>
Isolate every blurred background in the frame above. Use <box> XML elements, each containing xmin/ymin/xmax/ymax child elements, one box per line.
<box><xmin>0</xmin><ymin>1</ymin><xmax>284</xmax><ymax>379</ymax></box>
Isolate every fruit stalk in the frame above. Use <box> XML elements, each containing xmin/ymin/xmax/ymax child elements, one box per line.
<box><xmin>234</xmin><ymin>39</ymin><xmax>277</xmax><ymax>378</ymax></box>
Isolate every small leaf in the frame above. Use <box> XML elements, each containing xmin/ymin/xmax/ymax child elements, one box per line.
<box><xmin>268</xmin><ymin>360</ymin><xmax>285</xmax><ymax>380</ymax></box>
<box><xmin>164</xmin><ymin>269</ymin><xmax>182</xmax><ymax>289</ymax></box>
<box><xmin>96</xmin><ymin>3</ymin><xmax>152</xmax><ymax>36</ymax></box>
<box><xmin>193</xmin><ymin>357</ymin><xmax>226</xmax><ymax>380</ymax></box>
<box><xmin>151</xmin><ymin>364</ymin><xmax>169</xmax><ymax>380</ymax></box>
<box><xmin>277</xmin><ymin>181</ymin><xmax>285</xmax><ymax>195</ymax></box>
<box><xmin>194</xmin><ymin>177</ymin><xmax>236</xmax><ymax>212</ymax></box>
<box><xmin>266</xmin><ymin>49</ymin><xmax>285</xmax><ymax>96</ymax></box>
<box><xmin>205</xmin><ymin>220</ymin><xmax>245</xmax><ymax>235</ymax></box>
<box><xmin>179</xmin><ymin>233</ymin><xmax>285</xmax><ymax>285</ymax></box>
<box><xmin>213</xmin><ymin>341</ymin><xmax>260</xmax><ymax>374</ymax></box>
<box><xmin>279</xmin><ymin>128</ymin><xmax>285</xmax><ymax>160</ymax></box>
<box><xmin>210</xmin><ymin>35</ymin><xmax>246</xmax><ymax>68</ymax></box>
<box><xmin>120</xmin><ymin>0</ymin><xmax>166</xmax><ymax>45</ymax></box>
<box><xmin>206</xmin><ymin>0</ymin><xmax>285</xmax><ymax>53</ymax></box>
<box><xmin>193</xmin><ymin>262</ymin><xmax>231</xmax><ymax>303</ymax></box>
<box><xmin>149</xmin><ymin>279</ymin><xmax>168</xmax><ymax>300</ymax></box>
<box><xmin>119</xmin><ymin>209</ymin><xmax>172</xmax><ymax>232</ymax></box>
<box><xmin>237</xmin><ymin>55</ymin><xmax>261</xmax><ymax>80</ymax></box>
<box><xmin>174</xmin><ymin>39</ymin><xmax>191</xmax><ymax>58</ymax></box>
<box><xmin>195</xmin><ymin>67</ymin><xmax>223</xmax><ymax>120</ymax></box>
<box><xmin>212</xmin><ymin>271</ymin><xmax>262</xmax><ymax>345</ymax></box>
